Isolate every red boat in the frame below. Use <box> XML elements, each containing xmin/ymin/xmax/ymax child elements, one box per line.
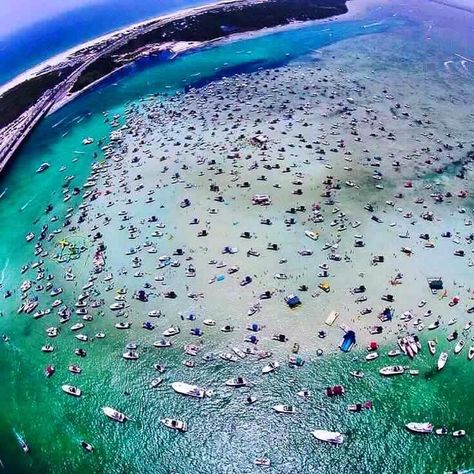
<box><xmin>44</xmin><ymin>364</ymin><xmax>55</xmax><ymax>378</ymax></box>
<box><xmin>325</xmin><ymin>385</ymin><xmax>345</xmax><ymax>397</ymax></box>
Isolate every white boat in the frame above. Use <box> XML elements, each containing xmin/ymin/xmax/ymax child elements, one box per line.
<box><xmin>150</xmin><ymin>378</ymin><xmax>163</xmax><ymax>389</ymax></box>
<box><xmin>95</xmin><ymin>333</ymin><xmax>106</xmax><ymax>339</ymax></box>
<box><xmin>102</xmin><ymin>406</ymin><xmax>128</xmax><ymax>422</ymax></box>
<box><xmin>171</xmin><ymin>382</ymin><xmax>210</xmax><ymax>398</ymax></box>
<box><xmin>428</xmin><ymin>340</ymin><xmax>436</xmax><ymax>355</ymax></box>
<box><xmin>71</xmin><ymin>323</ymin><xmax>84</xmax><ymax>331</ymax></box>
<box><xmin>232</xmin><ymin>347</ymin><xmax>246</xmax><ymax>359</ymax></box>
<box><xmin>153</xmin><ymin>339</ymin><xmax>172</xmax><ymax>348</ymax></box>
<box><xmin>115</xmin><ymin>322</ymin><xmax>131</xmax><ymax>329</ymax></box>
<box><xmin>405</xmin><ymin>422</ymin><xmax>433</xmax><ymax>434</ymax></box>
<box><xmin>203</xmin><ymin>319</ymin><xmax>216</xmax><ymax>326</ymax></box>
<box><xmin>454</xmin><ymin>340</ymin><xmax>465</xmax><ymax>354</ymax></box>
<box><xmin>452</xmin><ymin>430</ymin><xmax>466</xmax><ymax>437</ymax></box>
<box><xmin>75</xmin><ymin>334</ymin><xmax>88</xmax><ymax>342</ymax></box>
<box><xmin>379</xmin><ymin>366</ymin><xmax>405</xmax><ymax>376</ymax></box>
<box><xmin>225</xmin><ymin>377</ymin><xmax>250</xmax><ymax>387</ymax></box>
<box><xmin>262</xmin><ymin>361</ymin><xmax>279</xmax><ymax>374</ymax></box>
<box><xmin>387</xmin><ymin>349</ymin><xmax>401</xmax><ymax>357</ymax></box>
<box><xmin>161</xmin><ymin>418</ymin><xmax>187</xmax><ymax>432</ymax></box>
<box><xmin>468</xmin><ymin>346</ymin><xmax>474</xmax><ymax>361</ymax></box>
<box><xmin>68</xmin><ymin>365</ymin><xmax>82</xmax><ymax>374</ymax></box>
<box><xmin>255</xmin><ymin>458</ymin><xmax>271</xmax><ymax>467</ymax></box>
<box><xmin>61</xmin><ymin>384</ymin><xmax>81</xmax><ymax>397</ymax></box>
<box><xmin>365</xmin><ymin>352</ymin><xmax>378</xmax><ymax>361</ymax></box>
<box><xmin>273</xmin><ymin>404</ymin><xmax>296</xmax><ymax>414</ymax></box>
<box><xmin>437</xmin><ymin>352</ymin><xmax>448</xmax><ymax>370</ymax></box>
<box><xmin>36</xmin><ymin>163</ymin><xmax>50</xmax><ymax>173</ymax></box>
<box><xmin>219</xmin><ymin>352</ymin><xmax>237</xmax><ymax>362</ymax></box>
<box><xmin>110</xmin><ymin>302</ymin><xmax>125</xmax><ymax>311</ymax></box>
<box><xmin>163</xmin><ymin>326</ymin><xmax>180</xmax><ymax>337</ymax></box>
<box><xmin>311</xmin><ymin>429</ymin><xmax>344</xmax><ymax>444</ymax></box>
<box><xmin>122</xmin><ymin>350</ymin><xmax>139</xmax><ymax>360</ymax></box>
<box><xmin>305</xmin><ymin>230</ymin><xmax>319</xmax><ymax>241</ymax></box>
<box><xmin>41</xmin><ymin>344</ymin><xmax>54</xmax><ymax>352</ymax></box>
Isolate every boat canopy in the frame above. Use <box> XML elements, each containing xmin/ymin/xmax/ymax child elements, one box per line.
<box><xmin>285</xmin><ymin>294</ymin><xmax>301</xmax><ymax>308</ymax></box>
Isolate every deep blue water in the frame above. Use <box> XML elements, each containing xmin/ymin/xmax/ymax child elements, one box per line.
<box><xmin>0</xmin><ymin>0</ymin><xmax>205</xmax><ymax>86</ymax></box>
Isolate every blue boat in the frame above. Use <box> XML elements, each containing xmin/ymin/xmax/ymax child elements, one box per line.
<box><xmin>339</xmin><ymin>330</ymin><xmax>356</xmax><ymax>352</ymax></box>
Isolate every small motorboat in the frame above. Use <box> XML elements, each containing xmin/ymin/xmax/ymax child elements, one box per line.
<box><xmin>379</xmin><ymin>366</ymin><xmax>405</xmax><ymax>376</ymax></box>
<box><xmin>122</xmin><ymin>351</ymin><xmax>139</xmax><ymax>360</ymax></box>
<box><xmin>255</xmin><ymin>458</ymin><xmax>271</xmax><ymax>467</ymax></box>
<box><xmin>365</xmin><ymin>352</ymin><xmax>379</xmax><ymax>361</ymax></box>
<box><xmin>163</xmin><ymin>326</ymin><xmax>180</xmax><ymax>337</ymax></box>
<box><xmin>350</xmin><ymin>370</ymin><xmax>364</xmax><ymax>379</ymax></box>
<box><xmin>273</xmin><ymin>405</ymin><xmax>296</xmax><ymax>414</ymax></box>
<box><xmin>225</xmin><ymin>377</ymin><xmax>250</xmax><ymax>388</ymax></box>
<box><xmin>325</xmin><ymin>385</ymin><xmax>345</xmax><ymax>397</ymax></box>
<box><xmin>435</xmin><ymin>427</ymin><xmax>448</xmax><ymax>435</ymax></box>
<box><xmin>150</xmin><ymin>378</ymin><xmax>163</xmax><ymax>389</ymax></box>
<box><xmin>262</xmin><ymin>361</ymin><xmax>279</xmax><ymax>374</ymax></box>
<box><xmin>102</xmin><ymin>406</ymin><xmax>128</xmax><ymax>422</ymax></box>
<box><xmin>428</xmin><ymin>340</ymin><xmax>436</xmax><ymax>355</ymax></box>
<box><xmin>468</xmin><ymin>346</ymin><xmax>474</xmax><ymax>361</ymax></box>
<box><xmin>405</xmin><ymin>422</ymin><xmax>433</xmax><ymax>434</ymax></box>
<box><xmin>14</xmin><ymin>430</ymin><xmax>29</xmax><ymax>453</ymax></box>
<box><xmin>115</xmin><ymin>322</ymin><xmax>131</xmax><ymax>330</ymax></box>
<box><xmin>61</xmin><ymin>384</ymin><xmax>81</xmax><ymax>397</ymax></box>
<box><xmin>387</xmin><ymin>349</ymin><xmax>401</xmax><ymax>357</ymax></box>
<box><xmin>68</xmin><ymin>365</ymin><xmax>82</xmax><ymax>374</ymax></box>
<box><xmin>153</xmin><ymin>339</ymin><xmax>172</xmax><ymax>348</ymax></box>
<box><xmin>41</xmin><ymin>344</ymin><xmax>54</xmax><ymax>353</ymax></box>
<box><xmin>44</xmin><ymin>365</ymin><xmax>55</xmax><ymax>378</ymax></box>
<box><xmin>297</xmin><ymin>389</ymin><xmax>311</xmax><ymax>399</ymax></box>
<box><xmin>81</xmin><ymin>441</ymin><xmax>94</xmax><ymax>452</ymax></box>
<box><xmin>452</xmin><ymin>430</ymin><xmax>466</xmax><ymax>437</ymax></box>
<box><xmin>311</xmin><ymin>429</ymin><xmax>344</xmax><ymax>444</ymax></box>
<box><xmin>220</xmin><ymin>352</ymin><xmax>238</xmax><ymax>362</ymax></box>
<box><xmin>161</xmin><ymin>418</ymin><xmax>187</xmax><ymax>432</ymax></box>
<box><xmin>348</xmin><ymin>401</ymin><xmax>372</xmax><ymax>412</ymax></box>
<box><xmin>203</xmin><ymin>319</ymin><xmax>216</xmax><ymax>326</ymax></box>
<box><xmin>171</xmin><ymin>382</ymin><xmax>210</xmax><ymax>398</ymax></box>
<box><xmin>454</xmin><ymin>340</ymin><xmax>465</xmax><ymax>355</ymax></box>
<box><xmin>36</xmin><ymin>162</ymin><xmax>50</xmax><ymax>173</ymax></box>
<box><xmin>437</xmin><ymin>352</ymin><xmax>448</xmax><ymax>371</ymax></box>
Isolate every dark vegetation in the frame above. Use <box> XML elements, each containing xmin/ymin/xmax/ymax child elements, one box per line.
<box><xmin>0</xmin><ymin>70</ymin><xmax>71</xmax><ymax>128</ymax></box>
<box><xmin>71</xmin><ymin>0</ymin><xmax>347</xmax><ymax>92</ymax></box>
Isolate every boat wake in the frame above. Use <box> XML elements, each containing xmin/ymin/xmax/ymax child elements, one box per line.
<box><xmin>0</xmin><ymin>258</ymin><xmax>9</xmax><ymax>285</ymax></box>
<box><xmin>20</xmin><ymin>199</ymin><xmax>33</xmax><ymax>211</ymax></box>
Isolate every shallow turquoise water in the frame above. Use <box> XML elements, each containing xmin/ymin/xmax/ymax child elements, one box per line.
<box><xmin>0</xmin><ymin>9</ymin><xmax>473</xmax><ymax>474</ymax></box>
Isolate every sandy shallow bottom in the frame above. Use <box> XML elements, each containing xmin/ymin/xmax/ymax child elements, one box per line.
<box><xmin>1</xmin><ymin>8</ymin><xmax>474</xmax><ymax>473</ymax></box>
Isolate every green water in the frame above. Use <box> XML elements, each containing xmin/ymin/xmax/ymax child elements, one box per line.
<box><xmin>0</xmin><ymin>10</ymin><xmax>473</xmax><ymax>474</ymax></box>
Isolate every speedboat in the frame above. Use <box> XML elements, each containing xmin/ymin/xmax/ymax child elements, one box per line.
<box><xmin>115</xmin><ymin>322</ymin><xmax>131</xmax><ymax>329</ymax></box>
<box><xmin>311</xmin><ymin>429</ymin><xmax>344</xmax><ymax>444</ymax></box>
<box><xmin>428</xmin><ymin>340</ymin><xmax>436</xmax><ymax>355</ymax></box>
<box><xmin>171</xmin><ymin>382</ymin><xmax>210</xmax><ymax>398</ymax></box>
<box><xmin>220</xmin><ymin>352</ymin><xmax>238</xmax><ymax>362</ymax></box>
<box><xmin>262</xmin><ymin>361</ymin><xmax>279</xmax><ymax>374</ymax></box>
<box><xmin>273</xmin><ymin>405</ymin><xmax>296</xmax><ymax>414</ymax></box>
<box><xmin>61</xmin><ymin>384</ymin><xmax>81</xmax><ymax>397</ymax></box>
<box><xmin>102</xmin><ymin>406</ymin><xmax>128</xmax><ymax>422</ymax></box>
<box><xmin>387</xmin><ymin>349</ymin><xmax>401</xmax><ymax>357</ymax></box>
<box><xmin>365</xmin><ymin>352</ymin><xmax>378</xmax><ymax>361</ymax></box>
<box><xmin>71</xmin><ymin>323</ymin><xmax>84</xmax><ymax>331</ymax></box>
<box><xmin>203</xmin><ymin>319</ymin><xmax>216</xmax><ymax>326</ymax></box>
<box><xmin>379</xmin><ymin>366</ymin><xmax>405</xmax><ymax>376</ymax></box>
<box><xmin>437</xmin><ymin>352</ymin><xmax>448</xmax><ymax>370</ymax></box>
<box><xmin>153</xmin><ymin>339</ymin><xmax>172</xmax><ymax>348</ymax></box>
<box><xmin>225</xmin><ymin>377</ymin><xmax>250</xmax><ymax>387</ymax></box>
<box><xmin>44</xmin><ymin>365</ymin><xmax>55</xmax><ymax>377</ymax></box>
<box><xmin>36</xmin><ymin>162</ymin><xmax>50</xmax><ymax>173</ymax></box>
<box><xmin>161</xmin><ymin>418</ymin><xmax>187</xmax><ymax>432</ymax></box>
<box><xmin>255</xmin><ymin>458</ymin><xmax>271</xmax><ymax>467</ymax></box>
<box><xmin>150</xmin><ymin>378</ymin><xmax>163</xmax><ymax>389</ymax></box>
<box><xmin>350</xmin><ymin>370</ymin><xmax>364</xmax><ymax>379</ymax></box>
<box><xmin>41</xmin><ymin>344</ymin><xmax>54</xmax><ymax>353</ymax></box>
<box><xmin>452</xmin><ymin>430</ymin><xmax>466</xmax><ymax>437</ymax></box>
<box><xmin>435</xmin><ymin>427</ymin><xmax>448</xmax><ymax>435</ymax></box>
<box><xmin>468</xmin><ymin>346</ymin><xmax>474</xmax><ymax>361</ymax></box>
<box><xmin>80</xmin><ymin>441</ymin><xmax>94</xmax><ymax>452</ymax></box>
<box><xmin>405</xmin><ymin>422</ymin><xmax>433</xmax><ymax>434</ymax></box>
<box><xmin>163</xmin><ymin>325</ymin><xmax>180</xmax><ymax>337</ymax></box>
<box><xmin>75</xmin><ymin>334</ymin><xmax>88</xmax><ymax>342</ymax></box>
<box><xmin>14</xmin><ymin>430</ymin><xmax>30</xmax><ymax>453</ymax></box>
<box><xmin>454</xmin><ymin>340</ymin><xmax>465</xmax><ymax>354</ymax></box>
<box><xmin>304</xmin><ymin>230</ymin><xmax>319</xmax><ymax>241</ymax></box>
<box><xmin>68</xmin><ymin>365</ymin><xmax>82</xmax><ymax>374</ymax></box>
<box><xmin>122</xmin><ymin>351</ymin><xmax>139</xmax><ymax>360</ymax></box>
